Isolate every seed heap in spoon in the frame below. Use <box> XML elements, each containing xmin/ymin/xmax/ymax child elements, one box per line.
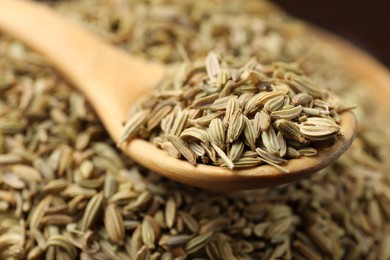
<box><xmin>120</xmin><ymin>52</ymin><xmax>349</xmax><ymax>172</ymax></box>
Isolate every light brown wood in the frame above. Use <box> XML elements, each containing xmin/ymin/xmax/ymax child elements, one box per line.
<box><xmin>0</xmin><ymin>0</ymin><xmax>362</xmax><ymax>190</ymax></box>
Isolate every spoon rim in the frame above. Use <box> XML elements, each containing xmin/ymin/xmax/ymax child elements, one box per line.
<box><xmin>124</xmin><ymin>111</ymin><xmax>356</xmax><ymax>190</ymax></box>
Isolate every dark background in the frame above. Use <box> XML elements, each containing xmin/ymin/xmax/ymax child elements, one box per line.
<box><xmin>272</xmin><ymin>0</ymin><xmax>390</xmax><ymax>67</ymax></box>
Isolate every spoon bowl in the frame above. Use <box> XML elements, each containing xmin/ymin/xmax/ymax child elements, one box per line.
<box><xmin>0</xmin><ymin>0</ymin><xmax>358</xmax><ymax>190</ymax></box>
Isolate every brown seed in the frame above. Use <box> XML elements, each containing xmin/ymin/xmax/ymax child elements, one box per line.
<box><xmin>41</xmin><ymin>214</ymin><xmax>73</xmax><ymax>225</ymax></box>
<box><xmin>261</xmin><ymin>126</ymin><xmax>280</xmax><ymax>155</ymax></box>
<box><xmin>209</xmin><ymin>118</ymin><xmax>225</xmax><ymax>148</ymax></box>
<box><xmin>119</xmin><ymin>109</ymin><xmax>150</xmax><ymax>145</ymax></box>
<box><xmin>180</xmin><ymin>212</ymin><xmax>199</xmax><ymax>233</ymax></box>
<box><xmin>224</xmin><ymin>97</ymin><xmax>240</xmax><ymax>127</ymax></box>
<box><xmin>161</xmin><ymin>141</ymin><xmax>181</xmax><ymax>159</ymax></box>
<box><xmin>169</xmin><ymin>110</ymin><xmax>189</xmax><ymax>136</ymax></box>
<box><xmin>270</xmin><ymin>105</ymin><xmax>302</xmax><ymax>120</ymax></box>
<box><xmin>105</xmin><ymin>203</ymin><xmax>125</xmax><ymax>245</ymax></box>
<box><xmin>243</xmin><ymin>116</ymin><xmax>256</xmax><ymax>150</ymax></box>
<box><xmin>229</xmin><ymin>141</ymin><xmax>245</xmax><ymax>162</ymax></box>
<box><xmin>289</xmin><ymin>75</ymin><xmax>323</xmax><ymax>98</ymax></box>
<box><xmin>211</xmin><ymin>142</ymin><xmax>234</xmax><ymax>169</ymax></box>
<box><xmin>147</xmin><ymin>106</ymin><xmax>173</xmax><ymax>131</ymax></box>
<box><xmin>142</xmin><ymin>218</ymin><xmax>155</xmax><ymax>248</ymax></box>
<box><xmin>292</xmin><ymin>92</ymin><xmax>313</xmax><ymax>105</ymax></box>
<box><xmin>226</xmin><ymin>111</ymin><xmax>245</xmax><ymax>143</ymax></box>
<box><xmin>185</xmin><ymin>231</ymin><xmax>214</xmax><ymax>254</ymax></box>
<box><xmin>29</xmin><ymin>195</ymin><xmax>53</xmax><ymax>230</ymax></box>
<box><xmin>180</xmin><ymin>127</ymin><xmax>209</xmax><ymax>143</ymax></box>
<box><xmin>46</xmin><ymin>235</ymin><xmax>77</xmax><ymax>260</ymax></box>
<box><xmin>298</xmin><ymin>117</ymin><xmax>341</xmax><ymax>139</ymax></box>
<box><xmin>210</xmin><ymin>96</ymin><xmax>237</xmax><ymax>111</ymax></box>
<box><xmin>165</xmin><ymin>197</ymin><xmax>176</xmax><ymax>228</ymax></box>
<box><xmin>80</xmin><ymin>192</ymin><xmax>104</xmax><ymax>232</ymax></box>
<box><xmin>166</xmin><ymin>134</ymin><xmax>197</xmax><ymax>166</ymax></box>
<box><xmin>275</xmin><ymin>119</ymin><xmax>306</xmax><ymax>143</ymax></box>
<box><xmin>205</xmin><ymin>52</ymin><xmax>221</xmax><ymax>81</ymax></box>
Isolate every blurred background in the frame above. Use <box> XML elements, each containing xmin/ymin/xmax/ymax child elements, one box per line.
<box><xmin>37</xmin><ymin>0</ymin><xmax>390</xmax><ymax>66</ymax></box>
<box><xmin>272</xmin><ymin>0</ymin><xmax>390</xmax><ymax>67</ymax></box>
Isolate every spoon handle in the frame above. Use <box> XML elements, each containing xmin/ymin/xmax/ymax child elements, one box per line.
<box><xmin>0</xmin><ymin>0</ymin><xmax>165</xmax><ymax>142</ymax></box>
<box><xmin>0</xmin><ymin>0</ymin><xmax>163</xmax><ymax>112</ymax></box>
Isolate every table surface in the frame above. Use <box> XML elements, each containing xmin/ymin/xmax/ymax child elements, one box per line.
<box><xmin>272</xmin><ymin>0</ymin><xmax>390</xmax><ymax>67</ymax></box>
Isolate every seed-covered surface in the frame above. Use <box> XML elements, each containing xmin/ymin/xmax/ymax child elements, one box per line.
<box><xmin>0</xmin><ymin>0</ymin><xmax>390</xmax><ymax>259</ymax></box>
<box><xmin>120</xmin><ymin>52</ymin><xmax>346</xmax><ymax>170</ymax></box>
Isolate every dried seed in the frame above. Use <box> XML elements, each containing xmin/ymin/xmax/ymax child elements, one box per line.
<box><xmin>41</xmin><ymin>214</ymin><xmax>73</xmax><ymax>225</ymax></box>
<box><xmin>206</xmin><ymin>241</ymin><xmax>221</xmax><ymax>260</ymax></box>
<box><xmin>199</xmin><ymin>217</ymin><xmax>230</xmax><ymax>234</ymax></box>
<box><xmin>243</xmin><ymin>116</ymin><xmax>256</xmax><ymax>150</ymax></box>
<box><xmin>270</xmin><ymin>105</ymin><xmax>302</xmax><ymax>120</ymax></box>
<box><xmin>169</xmin><ymin>110</ymin><xmax>188</xmax><ymax>136</ymax></box>
<box><xmin>29</xmin><ymin>195</ymin><xmax>53</xmax><ymax>230</ymax></box>
<box><xmin>191</xmin><ymin>93</ymin><xmax>220</xmax><ymax>110</ymax></box>
<box><xmin>244</xmin><ymin>90</ymin><xmax>287</xmax><ymax>115</ymax></box>
<box><xmin>277</xmin><ymin>131</ymin><xmax>287</xmax><ymax>157</ymax></box>
<box><xmin>129</xmin><ymin>226</ymin><xmax>142</xmax><ymax>259</ymax></box>
<box><xmin>180</xmin><ymin>127</ymin><xmax>209</xmax><ymax>143</ymax></box>
<box><xmin>302</xmin><ymin>107</ymin><xmax>329</xmax><ymax>116</ymax></box>
<box><xmin>185</xmin><ymin>231</ymin><xmax>214</xmax><ymax>254</ymax></box>
<box><xmin>142</xmin><ymin>218</ymin><xmax>155</xmax><ymax>248</ymax></box>
<box><xmin>293</xmin><ymin>240</ymin><xmax>322</xmax><ymax>260</ymax></box>
<box><xmin>226</xmin><ymin>111</ymin><xmax>245</xmax><ymax>143</ymax></box>
<box><xmin>229</xmin><ymin>157</ymin><xmax>263</xmax><ymax>168</ymax></box>
<box><xmin>161</xmin><ymin>111</ymin><xmax>176</xmax><ymax>133</ymax></box>
<box><xmin>256</xmin><ymin>148</ymin><xmax>287</xmax><ymax>164</ymax></box>
<box><xmin>286</xmin><ymin>146</ymin><xmax>301</xmax><ymax>158</ymax></box>
<box><xmin>180</xmin><ymin>212</ymin><xmax>199</xmax><ymax>233</ymax></box>
<box><xmin>298</xmin><ymin>147</ymin><xmax>317</xmax><ymax>156</ymax></box>
<box><xmin>292</xmin><ymin>92</ymin><xmax>313</xmax><ymax>105</ymax></box>
<box><xmin>211</xmin><ymin>142</ymin><xmax>234</xmax><ymax>169</ymax></box>
<box><xmin>104</xmin><ymin>174</ymin><xmax>117</xmax><ymax>199</ymax></box>
<box><xmin>190</xmin><ymin>111</ymin><xmax>224</xmax><ymax>126</ymax></box>
<box><xmin>134</xmin><ymin>245</ymin><xmax>150</xmax><ymax>260</ymax></box>
<box><xmin>160</xmin><ymin>234</ymin><xmax>193</xmax><ymax>247</ymax></box>
<box><xmin>188</xmin><ymin>142</ymin><xmax>206</xmax><ymax>157</ymax></box>
<box><xmin>289</xmin><ymin>75</ymin><xmax>323</xmax><ymax>98</ymax></box>
<box><xmin>237</xmin><ymin>92</ymin><xmax>255</xmax><ymax>108</ymax></box>
<box><xmin>80</xmin><ymin>192</ymin><xmax>104</xmax><ymax>232</ymax></box>
<box><xmin>119</xmin><ymin>109</ymin><xmax>150</xmax><ymax>145</ymax></box>
<box><xmin>209</xmin><ymin>118</ymin><xmax>225</xmax><ymax>148</ymax></box>
<box><xmin>161</xmin><ymin>141</ymin><xmax>181</xmax><ymax>159</ymax></box>
<box><xmin>165</xmin><ymin>197</ymin><xmax>176</xmax><ymax>228</ymax></box>
<box><xmin>275</xmin><ymin>119</ymin><xmax>306</xmax><ymax>143</ymax></box>
<box><xmin>261</xmin><ymin>126</ymin><xmax>280</xmax><ymax>155</ymax></box>
<box><xmin>229</xmin><ymin>141</ymin><xmax>245</xmax><ymax>162</ymax></box>
<box><xmin>224</xmin><ymin>96</ymin><xmax>240</xmax><ymax>127</ymax></box>
<box><xmin>46</xmin><ymin>235</ymin><xmax>77</xmax><ymax>260</ymax></box>
<box><xmin>298</xmin><ymin>117</ymin><xmax>341</xmax><ymax>139</ymax></box>
<box><xmin>210</xmin><ymin>96</ymin><xmax>237</xmax><ymax>111</ymax></box>
<box><xmin>256</xmin><ymin>148</ymin><xmax>289</xmax><ymax>173</ymax></box>
<box><xmin>205</xmin><ymin>52</ymin><xmax>221</xmax><ymax>81</ymax></box>
<box><xmin>147</xmin><ymin>106</ymin><xmax>173</xmax><ymax>131</ymax></box>
<box><xmin>218</xmin><ymin>239</ymin><xmax>236</xmax><ymax>260</ymax></box>
<box><xmin>1</xmin><ymin>173</ymin><xmax>25</xmax><ymax>189</ymax></box>
<box><xmin>166</xmin><ymin>134</ymin><xmax>197</xmax><ymax>166</ymax></box>
<box><xmin>264</xmin><ymin>95</ymin><xmax>285</xmax><ymax>112</ymax></box>
<box><xmin>200</xmin><ymin>142</ymin><xmax>217</xmax><ymax>163</ymax></box>
<box><xmin>105</xmin><ymin>204</ymin><xmax>125</xmax><ymax>245</ymax></box>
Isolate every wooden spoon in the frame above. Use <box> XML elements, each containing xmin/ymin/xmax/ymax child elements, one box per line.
<box><xmin>0</xmin><ymin>0</ymin><xmax>357</xmax><ymax>190</ymax></box>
